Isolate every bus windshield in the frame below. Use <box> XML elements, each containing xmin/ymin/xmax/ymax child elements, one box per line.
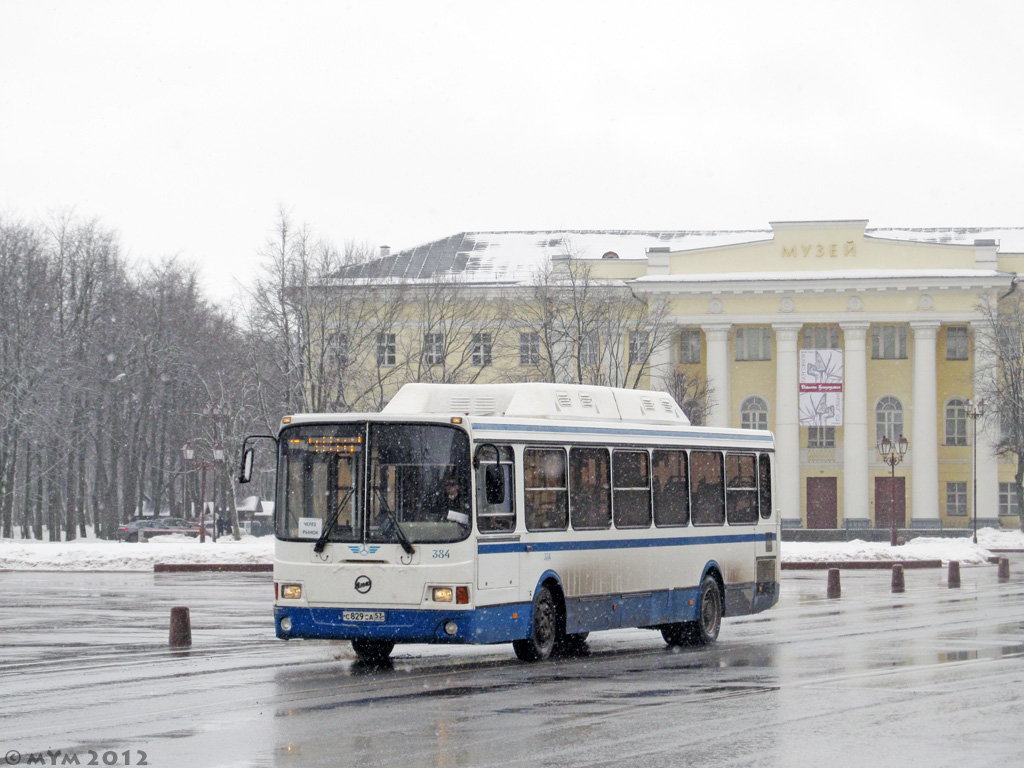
<box><xmin>276</xmin><ymin>422</ymin><xmax>471</xmax><ymax>545</ymax></box>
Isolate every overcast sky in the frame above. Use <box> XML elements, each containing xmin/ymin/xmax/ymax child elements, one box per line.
<box><xmin>2</xmin><ymin>1</ymin><xmax>1023</xmax><ymax>305</ymax></box>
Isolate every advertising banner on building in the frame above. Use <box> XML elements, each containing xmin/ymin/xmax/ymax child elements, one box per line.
<box><xmin>799</xmin><ymin>350</ymin><xmax>843</xmax><ymax>427</ymax></box>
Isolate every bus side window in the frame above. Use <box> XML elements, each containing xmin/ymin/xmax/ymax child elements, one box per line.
<box><xmin>726</xmin><ymin>453</ymin><xmax>758</xmax><ymax>525</ymax></box>
<box><xmin>570</xmin><ymin>447</ymin><xmax>611</xmax><ymax>530</ymax></box>
<box><xmin>691</xmin><ymin>450</ymin><xmax>725</xmax><ymax>526</ymax></box>
<box><xmin>524</xmin><ymin>448</ymin><xmax>568</xmax><ymax>531</ymax></box>
<box><xmin>476</xmin><ymin>445</ymin><xmax>516</xmax><ymax>532</ymax></box>
<box><xmin>612</xmin><ymin>450</ymin><xmax>651</xmax><ymax>529</ymax></box>
<box><xmin>759</xmin><ymin>453</ymin><xmax>773</xmax><ymax>519</ymax></box>
<box><xmin>653</xmin><ymin>449</ymin><xmax>689</xmax><ymax>527</ymax></box>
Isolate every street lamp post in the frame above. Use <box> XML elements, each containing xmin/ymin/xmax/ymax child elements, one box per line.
<box><xmin>181</xmin><ymin>441</ymin><xmax>225</xmax><ymax>543</ymax></box>
<box><xmin>878</xmin><ymin>434</ymin><xmax>909</xmax><ymax>547</ymax></box>
<box><xmin>965</xmin><ymin>398</ymin><xmax>986</xmax><ymax>545</ymax></box>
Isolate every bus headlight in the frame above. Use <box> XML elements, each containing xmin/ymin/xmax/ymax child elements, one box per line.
<box><xmin>432</xmin><ymin>587</ymin><xmax>454</xmax><ymax>603</ymax></box>
<box><xmin>280</xmin><ymin>616</ymin><xmax>293</xmax><ymax>632</ymax></box>
<box><xmin>281</xmin><ymin>584</ymin><xmax>302</xmax><ymax>600</ymax></box>
<box><xmin>444</xmin><ymin>621</ymin><xmax>458</xmax><ymax>636</ymax></box>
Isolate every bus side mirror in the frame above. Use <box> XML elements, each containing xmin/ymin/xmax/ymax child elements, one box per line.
<box><xmin>485</xmin><ymin>465</ymin><xmax>505</xmax><ymax>505</ymax></box>
<box><xmin>238</xmin><ymin>447</ymin><xmax>254</xmax><ymax>484</ymax></box>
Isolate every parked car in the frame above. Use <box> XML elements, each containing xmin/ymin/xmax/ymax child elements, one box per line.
<box><xmin>117</xmin><ymin>518</ymin><xmax>200</xmax><ymax>542</ymax></box>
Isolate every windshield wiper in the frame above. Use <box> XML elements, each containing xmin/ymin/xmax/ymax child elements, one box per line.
<box><xmin>313</xmin><ymin>488</ymin><xmax>354</xmax><ymax>554</ymax></box>
<box><xmin>372</xmin><ymin>486</ymin><xmax>415</xmax><ymax>556</ymax></box>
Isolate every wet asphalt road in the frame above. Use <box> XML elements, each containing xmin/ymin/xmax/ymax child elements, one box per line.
<box><xmin>1</xmin><ymin>559</ymin><xmax>1023</xmax><ymax>768</ymax></box>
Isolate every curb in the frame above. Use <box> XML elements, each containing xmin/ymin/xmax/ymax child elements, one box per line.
<box><xmin>782</xmin><ymin>560</ymin><xmax>942</xmax><ymax>570</ymax></box>
<box><xmin>154</xmin><ymin>563</ymin><xmax>273</xmax><ymax>573</ymax></box>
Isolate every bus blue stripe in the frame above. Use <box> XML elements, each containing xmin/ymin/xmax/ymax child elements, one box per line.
<box><xmin>478</xmin><ymin>532</ymin><xmax>771</xmax><ymax>554</ymax></box>
<box><xmin>471</xmin><ymin>422</ymin><xmax>774</xmax><ymax>444</ymax></box>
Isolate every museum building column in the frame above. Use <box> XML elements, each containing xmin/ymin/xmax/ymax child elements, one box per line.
<box><xmin>703</xmin><ymin>324</ymin><xmax>732</xmax><ymax>429</ymax></box>
<box><xmin>773</xmin><ymin>323</ymin><xmax>803</xmax><ymax>528</ymax></box>
<box><xmin>911</xmin><ymin>322</ymin><xmax>941</xmax><ymax>528</ymax></box>
<box><xmin>840</xmin><ymin>323</ymin><xmax>870</xmax><ymax>528</ymax></box>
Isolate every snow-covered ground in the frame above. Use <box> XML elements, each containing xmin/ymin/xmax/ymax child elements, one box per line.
<box><xmin>1</xmin><ymin>526</ymin><xmax>1022</xmax><ymax>572</ymax></box>
<box><xmin>0</xmin><ymin>528</ymin><xmax>273</xmax><ymax>571</ymax></box>
<box><xmin>783</xmin><ymin>527</ymin><xmax>1024</xmax><ymax>566</ymax></box>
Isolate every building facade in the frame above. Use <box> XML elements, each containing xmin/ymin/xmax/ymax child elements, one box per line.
<box><xmin>347</xmin><ymin>220</ymin><xmax>1024</xmax><ymax>530</ymax></box>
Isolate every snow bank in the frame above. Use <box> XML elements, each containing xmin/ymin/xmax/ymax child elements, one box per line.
<box><xmin>0</xmin><ymin>533</ymin><xmax>274</xmax><ymax>572</ymax></box>
<box><xmin>782</xmin><ymin>527</ymin><xmax>1024</xmax><ymax>566</ymax></box>
<box><xmin>1</xmin><ymin>527</ymin><xmax>1020</xmax><ymax>572</ymax></box>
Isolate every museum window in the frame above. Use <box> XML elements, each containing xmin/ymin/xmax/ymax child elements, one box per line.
<box><xmin>803</xmin><ymin>325</ymin><xmax>840</xmax><ymax>350</ymax></box>
<box><xmin>580</xmin><ymin>331</ymin><xmax>600</xmax><ymax>367</ymax></box>
<box><xmin>946</xmin><ymin>481</ymin><xmax>968</xmax><ymax>516</ymax></box>
<box><xmin>471</xmin><ymin>333</ymin><xmax>492</xmax><ymax>366</ymax></box>
<box><xmin>875</xmin><ymin>396</ymin><xmax>904</xmax><ymax>443</ymax></box>
<box><xmin>519</xmin><ymin>332</ymin><xmax>540</xmax><ymax>366</ymax></box>
<box><xmin>807</xmin><ymin>426</ymin><xmax>835</xmax><ymax>448</ymax></box>
<box><xmin>741</xmin><ymin>396</ymin><xmax>769</xmax><ymax>430</ymax></box>
<box><xmin>871</xmin><ymin>325</ymin><xmax>908</xmax><ymax>359</ymax></box>
<box><xmin>946</xmin><ymin>326</ymin><xmax>969</xmax><ymax>361</ymax></box>
<box><xmin>736</xmin><ymin>327</ymin><xmax>771</xmax><ymax>361</ymax></box>
<box><xmin>1000</xmin><ymin>483</ymin><xmax>1018</xmax><ymax>516</ymax></box>
<box><xmin>679</xmin><ymin>329</ymin><xmax>701</xmax><ymax>364</ymax></box>
<box><xmin>628</xmin><ymin>331</ymin><xmax>649</xmax><ymax>366</ymax></box>
<box><xmin>334</xmin><ymin>333</ymin><xmax>350</xmax><ymax>370</ymax></box>
<box><xmin>376</xmin><ymin>333</ymin><xmax>396</xmax><ymax>367</ymax></box>
<box><xmin>945</xmin><ymin>398</ymin><xmax>968</xmax><ymax>446</ymax></box>
<box><xmin>423</xmin><ymin>333</ymin><xmax>445</xmax><ymax>366</ymax></box>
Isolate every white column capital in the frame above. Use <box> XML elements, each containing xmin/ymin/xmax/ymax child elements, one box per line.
<box><xmin>910</xmin><ymin>321</ymin><xmax>941</xmax><ymax>339</ymax></box>
<box><xmin>701</xmin><ymin>324</ymin><xmax>732</xmax><ymax>342</ymax></box>
<box><xmin>771</xmin><ymin>323</ymin><xmax>803</xmax><ymax>343</ymax></box>
<box><xmin>840</xmin><ymin>321</ymin><xmax>870</xmax><ymax>338</ymax></box>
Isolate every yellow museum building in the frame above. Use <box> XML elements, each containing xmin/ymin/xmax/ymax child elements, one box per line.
<box><xmin>362</xmin><ymin>219</ymin><xmax>1024</xmax><ymax>530</ymax></box>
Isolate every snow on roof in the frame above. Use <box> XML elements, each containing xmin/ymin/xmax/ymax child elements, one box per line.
<box><xmin>337</xmin><ymin>230</ymin><xmax>771</xmax><ymax>285</ymax></box>
<box><xmin>866</xmin><ymin>227</ymin><xmax>1024</xmax><ymax>252</ymax></box>
<box><xmin>335</xmin><ymin>226</ymin><xmax>1024</xmax><ymax>287</ymax></box>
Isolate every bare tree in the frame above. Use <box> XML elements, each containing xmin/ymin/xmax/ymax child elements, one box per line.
<box><xmin>663</xmin><ymin>368</ymin><xmax>715</xmax><ymax>426</ymax></box>
<box><xmin>975</xmin><ymin>290</ymin><xmax>1024</xmax><ymax>532</ymax></box>
<box><xmin>400</xmin><ymin>276</ymin><xmax>509</xmax><ymax>387</ymax></box>
<box><xmin>504</xmin><ymin>246</ymin><xmax>674</xmax><ymax>389</ymax></box>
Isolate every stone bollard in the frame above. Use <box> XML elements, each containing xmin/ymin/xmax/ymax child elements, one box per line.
<box><xmin>170</xmin><ymin>606</ymin><xmax>192</xmax><ymax>648</ymax></box>
<box><xmin>891</xmin><ymin>564</ymin><xmax>905</xmax><ymax>594</ymax></box>
<box><xmin>827</xmin><ymin>568</ymin><xmax>841</xmax><ymax>599</ymax></box>
<box><xmin>948</xmin><ymin>560</ymin><xmax>961</xmax><ymax>589</ymax></box>
<box><xmin>998</xmin><ymin>557</ymin><xmax>1010</xmax><ymax>582</ymax></box>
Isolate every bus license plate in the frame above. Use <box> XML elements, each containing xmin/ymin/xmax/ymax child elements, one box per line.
<box><xmin>343</xmin><ymin>610</ymin><xmax>386</xmax><ymax>623</ymax></box>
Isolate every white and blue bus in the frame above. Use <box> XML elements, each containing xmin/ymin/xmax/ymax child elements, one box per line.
<box><xmin>239</xmin><ymin>383</ymin><xmax>780</xmax><ymax>663</ymax></box>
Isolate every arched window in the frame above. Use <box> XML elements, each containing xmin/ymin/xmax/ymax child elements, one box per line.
<box><xmin>945</xmin><ymin>398</ymin><xmax>967</xmax><ymax>446</ymax></box>
<box><xmin>741</xmin><ymin>396</ymin><xmax>769</xmax><ymax>430</ymax></box>
<box><xmin>875</xmin><ymin>396</ymin><xmax>904</xmax><ymax>444</ymax></box>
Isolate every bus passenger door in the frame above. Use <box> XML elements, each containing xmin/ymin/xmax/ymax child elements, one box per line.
<box><xmin>754</xmin><ymin>452</ymin><xmax>779</xmax><ymax>610</ymax></box>
<box><xmin>475</xmin><ymin>445</ymin><xmax>519</xmax><ymax>591</ymax></box>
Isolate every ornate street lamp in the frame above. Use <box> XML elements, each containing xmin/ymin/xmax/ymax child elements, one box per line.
<box><xmin>878</xmin><ymin>434</ymin><xmax>909</xmax><ymax>547</ymax></box>
<box><xmin>181</xmin><ymin>440</ymin><xmax>225</xmax><ymax>543</ymax></box>
<box><xmin>965</xmin><ymin>398</ymin><xmax>986</xmax><ymax>545</ymax></box>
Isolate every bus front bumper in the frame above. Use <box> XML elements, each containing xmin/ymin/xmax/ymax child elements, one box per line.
<box><xmin>275</xmin><ymin>603</ymin><xmax>532</xmax><ymax>645</ymax></box>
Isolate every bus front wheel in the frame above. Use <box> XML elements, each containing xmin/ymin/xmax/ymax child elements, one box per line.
<box><xmin>513</xmin><ymin>585</ymin><xmax>559</xmax><ymax>662</ymax></box>
<box><xmin>662</xmin><ymin>575</ymin><xmax>722</xmax><ymax>647</ymax></box>
<box><xmin>351</xmin><ymin>638</ymin><xmax>394</xmax><ymax>663</ymax></box>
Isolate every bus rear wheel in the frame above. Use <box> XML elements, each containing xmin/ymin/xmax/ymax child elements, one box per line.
<box><xmin>513</xmin><ymin>585</ymin><xmax>559</xmax><ymax>662</ymax></box>
<box><xmin>662</xmin><ymin>575</ymin><xmax>722</xmax><ymax>647</ymax></box>
<box><xmin>351</xmin><ymin>638</ymin><xmax>394</xmax><ymax>663</ymax></box>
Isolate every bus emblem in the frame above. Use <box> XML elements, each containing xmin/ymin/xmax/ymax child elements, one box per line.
<box><xmin>348</xmin><ymin>545</ymin><xmax>382</xmax><ymax>556</ymax></box>
<box><xmin>354</xmin><ymin>575</ymin><xmax>372</xmax><ymax>594</ymax></box>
